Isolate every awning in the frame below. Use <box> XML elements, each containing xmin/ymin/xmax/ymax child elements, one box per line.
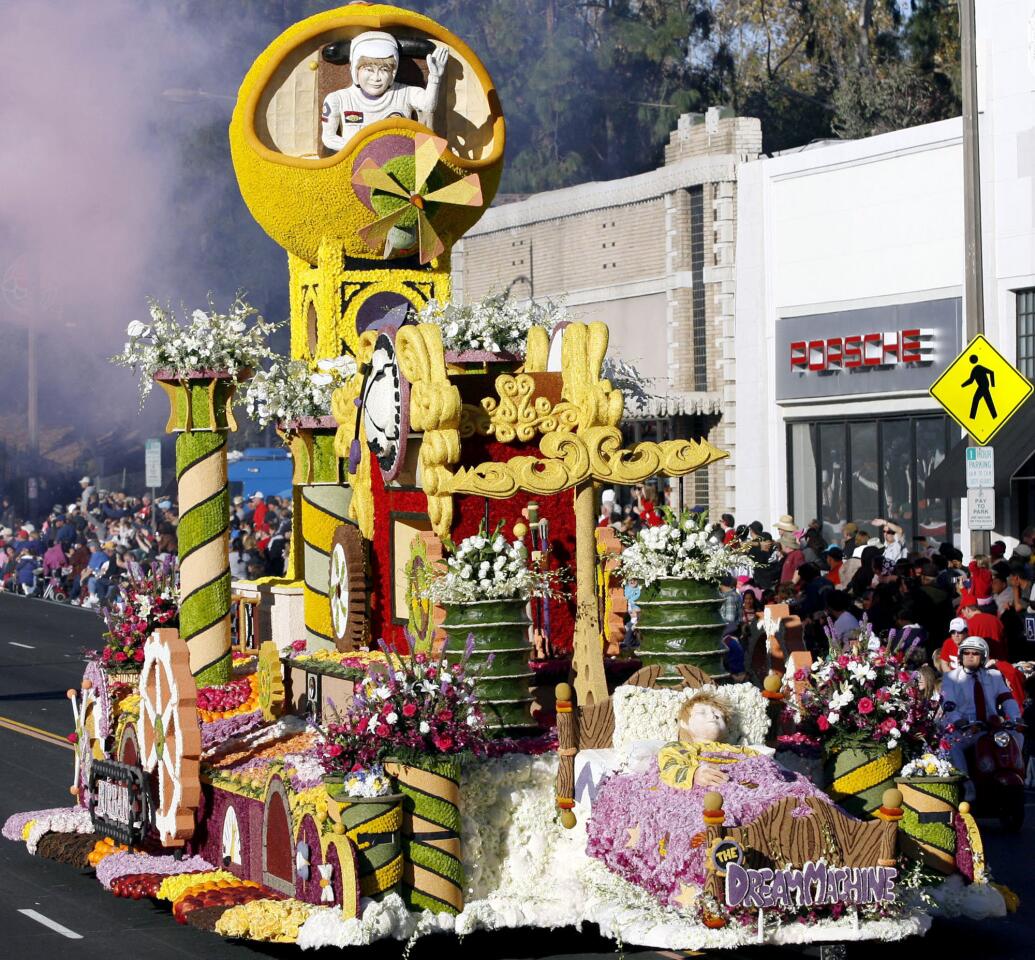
<box><xmin>926</xmin><ymin>400</ymin><xmax>1035</xmax><ymax>498</ymax></box>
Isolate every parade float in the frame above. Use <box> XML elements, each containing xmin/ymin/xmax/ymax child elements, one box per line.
<box><xmin>2</xmin><ymin>3</ymin><xmax>1015</xmax><ymax>954</ymax></box>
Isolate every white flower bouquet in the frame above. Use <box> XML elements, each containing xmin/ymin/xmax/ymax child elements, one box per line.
<box><xmin>112</xmin><ymin>296</ymin><xmax>280</xmax><ymax>404</ymax></box>
<box><xmin>614</xmin><ymin>509</ymin><xmax>752</xmax><ymax>587</ymax></box>
<box><xmin>415</xmin><ymin>293</ymin><xmax>567</xmax><ymax>356</ymax></box>
<box><xmin>242</xmin><ymin>355</ymin><xmax>357</xmax><ymax>428</ymax></box>
<box><xmin>900</xmin><ymin>753</ymin><xmax>961</xmax><ymax>779</ymax></box>
<box><xmin>423</xmin><ymin>522</ymin><xmax>565</xmax><ymax>604</ymax></box>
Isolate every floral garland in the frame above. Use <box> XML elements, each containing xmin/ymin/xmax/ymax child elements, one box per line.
<box><xmin>3</xmin><ymin>807</ymin><xmax>84</xmax><ymax>842</ymax></box>
<box><xmin>18</xmin><ymin>807</ymin><xmax>94</xmax><ymax>855</ymax></box>
<box><xmin>611</xmin><ymin>683</ymin><xmax>770</xmax><ymax>750</ymax></box>
<box><xmin>215</xmin><ymin>898</ymin><xmax>312</xmax><ymax>942</ymax></box>
<box><xmin>200</xmin><ymin>709</ymin><xmax>265</xmax><ymax>752</ymax></box>
<box><xmin>614</xmin><ymin>509</ymin><xmax>754</xmax><ymax>587</ymax></box>
<box><xmin>197</xmin><ymin>674</ymin><xmax>259</xmax><ymax>722</ymax></box>
<box><xmin>242</xmin><ymin>355</ymin><xmax>356</xmax><ymax>427</ymax></box>
<box><xmin>112</xmin><ymin>297</ymin><xmax>278</xmax><ymax>404</ymax></box>
<box><xmin>96</xmin><ymin>851</ymin><xmax>214</xmax><ymax>891</ymax></box>
<box><xmin>156</xmin><ymin>870</ymin><xmax>239</xmax><ymax>902</ymax></box>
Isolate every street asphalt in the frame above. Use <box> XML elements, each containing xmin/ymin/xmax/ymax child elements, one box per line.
<box><xmin>0</xmin><ymin>592</ymin><xmax>1032</xmax><ymax>958</ymax></box>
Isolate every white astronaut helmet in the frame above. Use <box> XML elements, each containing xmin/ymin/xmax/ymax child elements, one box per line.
<box><xmin>349</xmin><ymin>31</ymin><xmax>400</xmax><ymax>84</ymax></box>
<box><xmin>957</xmin><ymin>635</ymin><xmax>989</xmax><ymax>672</ymax></box>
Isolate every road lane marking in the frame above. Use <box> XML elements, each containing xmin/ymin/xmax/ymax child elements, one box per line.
<box><xmin>0</xmin><ymin>715</ymin><xmax>73</xmax><ymax>750</ymax></box>
<box><xmin>17</xmin><ymin>909</ymin><xmax>83</xmax><ymax>939</ymax></box>
<box><xmin>9</xmin><ymin>642</ymin><xmax>35</xmax><ymax>649</ymax></box>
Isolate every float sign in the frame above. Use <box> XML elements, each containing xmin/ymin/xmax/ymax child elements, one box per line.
<box><xmin>88</xmin><ymin>760</ymin><xmax>150</xmax><ymax>846</ymax></box>
<box><xmin>967</xmin><ymin>488</ymin><xmax>996</xmax><ymax>532</ymax></box>
<box><xmin>965</xmin><ymin>446</ymin><xmax>994</xmax><ymax>488</ymax></box>
<box><xmin>725</xmin><ymin>860</ymin><xmax>897</xmax><ymax>909</ymax></box>
<box><xmin>145</xmin><ymin>439</ymin><xmax>163</xmax><ymax>489</ymax></box>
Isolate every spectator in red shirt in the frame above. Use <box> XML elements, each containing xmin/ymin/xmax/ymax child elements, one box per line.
<box><xmin>937</xmin><ymin>617</ymin><xmax>968</xmax><ymax>672</ymax></box>
<box><xmin>957</xmin><ymin>591</ymin><xmax>1007</xmax><ymax>660</ymax></box>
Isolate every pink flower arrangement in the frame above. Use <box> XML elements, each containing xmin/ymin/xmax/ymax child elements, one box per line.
<box><xmin>787</xmin><ymin>623</ymin><xmax>937</xmax><ymax>752</ymax></box>
<box><xmin>319</xmin><ymin>635</ymin><xmax>491</xmax><ymax>775</ymax></box>
<box><xmin>97</xmin><ymin>563</ymin><xmax>178</xmax><ymax>667</ymax></box>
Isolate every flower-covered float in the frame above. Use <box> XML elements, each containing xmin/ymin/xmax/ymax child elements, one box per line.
<box><xmin>2</xmin><ymin>3</ymin><xmax>1014</xmax><ymax>954</ymax></box>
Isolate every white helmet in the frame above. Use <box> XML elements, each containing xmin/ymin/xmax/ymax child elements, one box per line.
<box><xmin>958</xmin><ymin>636</ymin><xmax>989</xmax><ymax>671</ymax></box>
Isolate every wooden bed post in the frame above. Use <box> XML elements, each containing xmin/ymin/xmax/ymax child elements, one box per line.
<box><xmin>571</xmin><ymin>481</ymin><xmax>608</xmax><ymax>707</ymax></box>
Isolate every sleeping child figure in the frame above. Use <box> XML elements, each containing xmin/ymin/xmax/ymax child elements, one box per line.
<box><xmin>586</xmin><ymin>691</ymin><xmax>831</xmax><ymax>909</ymax></box>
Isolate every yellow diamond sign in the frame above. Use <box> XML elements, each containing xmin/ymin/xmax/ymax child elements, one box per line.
<box><xmin>930</xmin><ymin>335</ymin><xmax>1033</xmax><ymax>444</ymax></box>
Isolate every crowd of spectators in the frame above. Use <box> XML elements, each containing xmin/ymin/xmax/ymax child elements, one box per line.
<box><xmin>601</xmin><ymin>493</ymin><xmax>1035</xmax><ymax>702</ymax></box>
<box><xmin>0</xmin><ymin>476</ymin><xmax>292</xmax><ymax>611</ymax></box>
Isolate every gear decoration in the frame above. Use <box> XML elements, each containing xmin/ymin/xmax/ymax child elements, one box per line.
<box><xmin>328</xmin><ymin>523</ymin><xmax>368</xmax><ymax>650</ymax></box>
<box><xmin>353</xmin><ymin>134</ymin><xmax>482</xmax><ymax>264</ymax></box>
<box><xmin>256</xmin><ymin>641</ymin><xmax>286</xmax><ymax>723</ymax></box>
<box><xmin>361</xmin><ymin>329</ymin><xmax>411</xmax><ymax>482</ymax></box>
<box><xmin>137</xmin><ymin>628</ymin><xmax>202</xmax><ymax>847</ymax></box>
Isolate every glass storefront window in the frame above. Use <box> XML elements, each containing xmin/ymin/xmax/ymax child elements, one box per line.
<box><xmin>787</xmin><ymin>414</ymin><xmax>958</xmax><ymax>549</ymax></box>
<box><xmin>849</xmin><ymin>422</ymin><xmax>879</xmax><ymax>530</ymax></box>
<box><xmin>818</xmin><ymin>423</ymin><xmax>847</xmax><ymax>542</ymax></box>
<box><xmin>880</xmin><ymin>420</ymin><xmax>913</xmax><ymax>543</ymax></box>
<box><xmin>915</xmin><ymin>418</ymin><xmax>948</xmax><ymax>547</ymax></box>
<box><xmin>789</xmin><ymin>423</ymin><xmax>818</xmax><ymax>533</ymax></box>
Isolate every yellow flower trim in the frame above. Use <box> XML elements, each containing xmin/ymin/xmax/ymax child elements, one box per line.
<box><xmin>831</xmin><ymin>746</ymin><xmax>903</xmax><ymax>796</ymax></box>
<box><xmin>21</xmin><ymin>821</ymin><xmax>35</xmax><ymax>841</ymax></box>
<box><xmin>228</xmin><ymin>4</ymin><xmax>504</xmax><ymax>266</ymax></box>
<box><xmin>156</xmin><ymin>870</ymin><xmax>238</xmax><ymax>903</ymax></box>
<box><xmin>395</xmin><ymin>323</ymin><xmax>461</xmax><ymax>538</ymax></box>
<box><xmin>289</xmin><ymin>785</ymin><xmax>328</xmax><ymax>834</ymax></box>
<box><xmin>446</xmin><ymin>323</ymin><xmax>728</xmax><ymax>503</ymax></box>
<box><xmin>331</xmin><ymin>331</ymin><xmax>378</xmax><ymax>540</ymax></box>
<box><xmin>215</xmin><ymin>897</ymin><xmax>312</xmax><ymax>942</ymax></box>
<box><xmin>291</xmin><ymin>241</ymin><xmax>451</xmax><ymax>361</ymax></box>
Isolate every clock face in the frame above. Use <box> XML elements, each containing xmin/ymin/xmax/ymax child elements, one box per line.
<box><xmin>361</xmin><ymin>330</ymin><xmax>409</xmax><ymax>482</ymax></box>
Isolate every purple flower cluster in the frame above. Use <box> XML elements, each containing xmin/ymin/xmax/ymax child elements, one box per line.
<box><xmin>96</xmin><ymin>851</ymin><xmax>214</xmax><ymax>890</ymax></box>
<box><xmin>200</xmin><ymin>708</ymin><xmax>264</xmax><ymax>750</ymax></box>
<box><xmin>587</xmin><ymin>753</ymin><xmax>830</xmax><ymax>906</ymax></box>
<box><xmin>2</xmin><ymin>807</ymin><xmax>77</xmax><ymax>842</ymax></box>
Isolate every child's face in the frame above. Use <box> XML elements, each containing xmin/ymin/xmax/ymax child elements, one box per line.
<box><xmin>681</xmin><ymin>703</ymin><xmax>728</xmax><ymax>743</ymax></box>
<box><xmin>355</xmin><ymin>58</ymin><xmax>396</xmax><ymax>96</ymax></box>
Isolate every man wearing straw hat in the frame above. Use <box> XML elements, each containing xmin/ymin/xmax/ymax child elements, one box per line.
<box><xmin>775</xmin><ymin>515</ymin><xmax>804</xmax><ymax>583</ymax></box>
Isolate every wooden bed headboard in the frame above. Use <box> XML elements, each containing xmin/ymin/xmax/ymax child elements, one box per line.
<box><xmin>554</xmin><ymin>663</ymin><xmax>713</xmax><ymax>825</ymax></box>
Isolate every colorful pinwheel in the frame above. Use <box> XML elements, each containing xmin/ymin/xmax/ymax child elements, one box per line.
<box><xmin>353</xmin><ymin>133</ymin><xmax>482</xmax><ymax>264</ymax></box>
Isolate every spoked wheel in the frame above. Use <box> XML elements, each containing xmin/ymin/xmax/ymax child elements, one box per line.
<box><xmin>137</xmin><ymin>629</ymin><xmax>201</xmax><ymax>846</ymax></box>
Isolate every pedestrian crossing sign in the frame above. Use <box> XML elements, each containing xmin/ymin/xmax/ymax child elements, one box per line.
<box><xmin>929</xmin><ymin>334</ymin><xmax>1033</xmax><ymax>444</ymax></box>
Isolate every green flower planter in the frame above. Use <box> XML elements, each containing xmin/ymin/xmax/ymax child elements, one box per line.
<box><xmin>895</xmin><ymin>776</ymin><xmax>963</xmax><ymax>874</ymax></box>
<box><xmin>825</xmin><ymin>743</ymin><xmax>904</xmax><ymax>818</ymax></box>
<box><xmin>441</xmin><ymin>598</ymin><xmax>535</xmax><ymax>735</ymax></box>
<box><xmin>634</xmin><ymin>577</ymin><xmax>727</xmax><ymax>683</ymax></box>
<box><xmin>385</xmin><ymin>756</ymin><xmax>464</xmax><ymax>915</ymax></box>
<box><xmin>320</xmin><ymin>779</ymin><xmax>403</xmax><ymax>899</ymax></box>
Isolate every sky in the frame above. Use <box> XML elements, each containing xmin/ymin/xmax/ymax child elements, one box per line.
<box><xmin>0</xmin><ymin>0</ymin><xmax>288</xmax><ymax>454</ymax></box>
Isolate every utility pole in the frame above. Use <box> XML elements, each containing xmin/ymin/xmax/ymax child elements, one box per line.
<box><xmin>959</xmin><ymin>0</ymin><xmax>990</xmax><ymax>556</ymax></box>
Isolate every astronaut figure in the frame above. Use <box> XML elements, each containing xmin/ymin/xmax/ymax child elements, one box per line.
<box><xmin>321</xmin><ymin>31</ymin><xmax>448</xmax><ymax>151</ymax></box>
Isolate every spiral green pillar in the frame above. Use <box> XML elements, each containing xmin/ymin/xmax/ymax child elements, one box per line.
<box><xmin>157</xmin><ymin>373</ymin><xmax>241</xmax><ymax>686</ymax></box>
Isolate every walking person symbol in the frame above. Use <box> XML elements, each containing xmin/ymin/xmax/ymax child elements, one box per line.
<box><xmin>962</xmin><ymin>354</ymin><xmax>997</xmax><ymax>420</ymax></box>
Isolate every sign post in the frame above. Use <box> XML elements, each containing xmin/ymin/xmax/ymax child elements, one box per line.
<box><xmin>145</xmin><ymin>439</ymin><xmax>162</xmax><ymax>527</ymax></box>
<box><xmin>930</xmin><ymin>336</ymin><xmax>1033</xmax><ymax>549</ymax></box>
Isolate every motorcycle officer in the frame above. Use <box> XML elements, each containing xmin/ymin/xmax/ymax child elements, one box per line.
<box><xmin>940</xmin><ymin>636</ymin><xmax>1023</xmax><ymax>801</ymax></box>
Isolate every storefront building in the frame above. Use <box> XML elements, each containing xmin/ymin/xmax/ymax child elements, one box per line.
<box><xmin>735</xmin><ymin>1</ymin><xmax>1035</xmax><ymax>551</ymax></box>
<box><xmin>733</xmin><ymin>118</ymin><xmax>967</xmax><ymax>546</ymax></box>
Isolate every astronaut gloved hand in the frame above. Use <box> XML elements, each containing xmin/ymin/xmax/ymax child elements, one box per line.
<box><xmin>427</xmin><ymin>44</ymin><xmax>449</xmax><ymax>81</ymax></box>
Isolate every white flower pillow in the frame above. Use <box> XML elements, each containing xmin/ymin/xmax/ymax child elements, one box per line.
<box><xmin>611</xmin><ymin>683</ymin><xmax>770</xmax><ymax>750</ymax></box>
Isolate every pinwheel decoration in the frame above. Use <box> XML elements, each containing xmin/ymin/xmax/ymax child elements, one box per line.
<box><xmin>353</xmin><ymin>133</ymin><xmax>482</xmax><ymax>264</ymax></box>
